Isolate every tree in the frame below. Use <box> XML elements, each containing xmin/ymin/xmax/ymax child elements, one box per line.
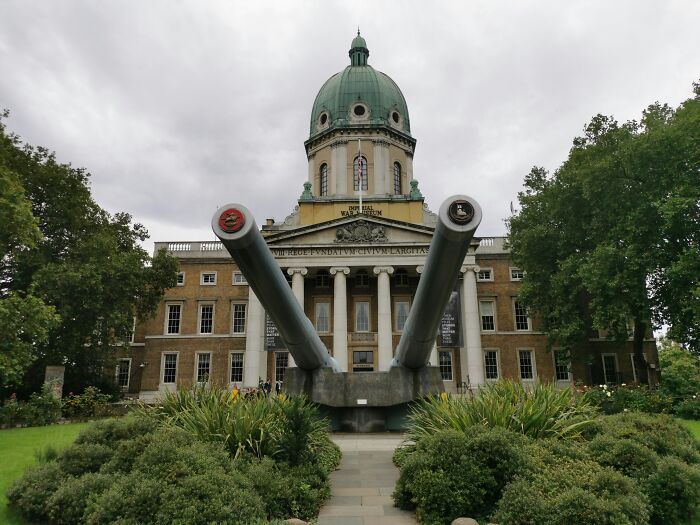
<box><xmin>0</xmin><ymin>112</ymin><xmax>178</xmax><ymax>393</ymax></box>
<box><xmin>507</xmin><ymin>83</ymin><xmax>700</xmax><ymax>382</ymax></box>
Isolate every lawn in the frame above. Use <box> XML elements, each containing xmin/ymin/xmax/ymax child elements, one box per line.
<box><xmin>680</xmin><ymin>418</ymin><xmax>700</xmax><ymax>441</ymax></box>
<box><xmin>0</xmin><ymin>422</ymin><xmax>89</xmax><ymax>525</ymax></box>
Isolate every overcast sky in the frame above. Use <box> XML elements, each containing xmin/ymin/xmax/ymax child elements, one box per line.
<box><xmin>1</xmin><ymin>1</ymin><xmax>699</xmax><ymax>253</ymax></box>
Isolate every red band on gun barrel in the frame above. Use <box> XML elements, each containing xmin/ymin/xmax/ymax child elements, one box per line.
<box><xmin>218</xmin><ymin>208</ymin><xmax>245</xmax><ymax>233</ymax></box>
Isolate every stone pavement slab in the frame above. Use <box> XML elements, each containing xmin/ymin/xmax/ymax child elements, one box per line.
<box><xmin>317</xmin><ymin>433</ymin><xmax>418</xmax><ymax>525</ymax></box>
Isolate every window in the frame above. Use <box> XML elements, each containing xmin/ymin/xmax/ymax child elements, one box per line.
<box><xmin>518</xmin><ymin>350</ymin><xmax>535</xmax><ymax>380</ymax></box>
<box><xmin>394</xmin><ymin>269</ymin><xmax>408</xmax><ymax>286</ymax></box>
<box><xmin>162</xmin><ymin>353</ymin><xmax>178</xmax><ymax>383</ymax></box>
<box><xmin>630</xmin><ymin>353</ymin><xmax>648</xmax><ymax>383</ymax></box>
<box><xmin>230</xmin><ymin>352</ymin><xmax>244</xmax><ymax>383</ymax></box>
<box><xmin>165</xmin><ymin>304</ymin><xmax>181</xmax><ymax>334</ymax></box>
<box><xmin>126</xmin><ymin>316</ymin><xmax>136</xmax><ymax>343</ymax></box>
<box><xmin>484</xmin><ymin>350</ymin><xmax>499</xmax><ymax>380</ymax></box>
<box><xmin>199</xmin><ymin>303</ymin><xmax>214</xmax><ymax>334</ymax></box>
<box><xmin>355</xmin><ymin>301</ymin><xmax>370</xmax><ymax>332</ymax></box>
<box><xmin>116</xmin><ymin>359</ymin><xmax>131</xmax><ymax>389</ymax></box>
<box><xmin>602</xmin><ymin>354</ymin><xmax>619</xmax><ymax>385</ymax></box>
<box><xmin>315</xmin><ymin>301</ymin><xmax>330</xmax><ymax>333</ymax></box>
<box><xmin>479</xmin><ymin>300</ymin><xmax>496</xmax><ymax>331</ymax></box>
<box><xmin>232</xmin><ymin>303</ymin><xmax>247</xmax><ymax>334</ymax></box>
<box><xmin>320</xmin><ymin>163</ymin><xmax>328</xmax><ymax>196</ymax></box>
<box><xmin>554</xmin><ymin>350</ymin><xmax>570</xmax><ymax>381</ymax></box>
<box><xmin>356</xmin><ymin>270</ymin><xmax>369</xmax><ymax>287</ymax></box>
<box><xmin>275</xmin><ymin>352</ymin><xmax>289</xmax><ymax>383</ymax></box>
<box><xmin>200</xmin><ymin>271</ymin><xmax>217</xmax><ymax>285</ymax></box>
<box><xmin>439</xmin><ymin>351</ymin><xmax>453</xmax><ymax>381</ymax></box>
<box><xmin>353</xmin><ymin>155</ymin><xmax>368</xmax><ymax>191</ymax></box>
<box><xmin>477</xmin><ymin>268</ymin><xmax>493</xmax><ymax>281</ymax></box>
<box><xmin>514</xmin><ymin>301</ymin><xmax>530</xmax><ymax>331</ymax></box>
<box><xmin>510</xmin><ymin>268</ymin><xmax>524</xmax><ymax>281</ymax></box>
<box><xmin>196</xmin><ymin>353</ymin><xmax>211</xmax><ymax>383</ymax></box>
<box><xmin>395</xmin><ymin>300</ymin><xmax>410</xmax><ymax>331</ymax></box>
<box><xmin>316</xmin><ymin>270</ymin><xmax>330</xmax><ymax>288</ymax></box>
<box><xmin>233</xmin><ymin>272</ymin><xmax>248</xmax><ymax>285</ymax></box>
<box><xmin>353</xmin><ymin>350</ymin><xmax>374</xmax><ymax>372</ymax></box>
<box><xmin>393</xmin><ymin>162</ymin><xmax>402</xmax><ymax>194</ymax></box>
<box><xmin>176</xmin><ymin>272</ymin><xmax>185</xmax><ymax>286</ymax></box>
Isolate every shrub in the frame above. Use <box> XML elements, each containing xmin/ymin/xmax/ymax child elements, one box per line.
<box><xmin>492</xmin><ymin>459</ymin><xmax>649</xmax><ymax>525</ymax></box>
<box><xmin>406</xmin><ymin>380</ymin><xmax>597</xmax><ymax>443</ymax></box>
<box><xmin>675</xmin><ymin>397</ymin><xmax>700</xmax><ymax>420</ymax></box>
<box><xmin>24</xmin><ymin>383</ymin><xmax>62</xmax><ymax>425</ymax></box>
<box><xmin>58</xmin><ymin>442</ymin><xmax>115</xmax><ymax>476</ymax></box>
<box><xmin>275</xmin><ymin>395</ymin><xmax>329</xmax><ymax>466</ymax></box>
<box><xmin>236</xmin><ymin>457</ymin><xmax>331</xmax><ymax>521</ymax></box>
<box><xmin>658</xmin><ymin>339</ymin><xmax>700</xmax><ymax>400</ymax></box>
<box><xmin>0</xmin><ymin>393</ymin><xmax>23</xmax><ymax>425</ymax></box>
<box><xmin>75</xmin><ymin>413</ymin><xmax>157</xmax><ymax>445</ymax></box>
<box><xmin>644</xmin><ymin>456</ymin><xmax>700</xmax><ymax>525</ymax></box>
<box><xmin>61</xmin><ymin>386</ymin><xmax>112</xmax><ymax>418</ymax></box>
<box><xmin>394</xmin><ymin>428</ymin><xmax>530</xmax><ymax>523</ymax></box>
<box><xmin>315</xmin><ymin>434</ymin><xmax>342</xmax><ymax>474</ymax></box>
<box><xmin>586</xmin><ymin>411</ymin><xmax>700</xmax><ymax>464</ymax></box>
<box><xmin>46</xmin><ymin>472</ymin><xmax>116</xmax><ymax>525</ymax></box>
<box><xmin>583</xmin><ymin>384</ymin><xmax>674</xmax><ymax>415</ymax></box>
<box><xmin>6</xmin><ymin>462</ymin><xmax>63</xmax><ymax>523</ymax></box>
<box><xmin>586</xmin><ymin>434</ymin><xmax>660</xmax><ymax>479</ymax></box>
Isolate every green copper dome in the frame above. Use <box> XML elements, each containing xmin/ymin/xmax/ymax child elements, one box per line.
<box><xmin>309</xmin><ymin>32</ymin><xmax>411</xmax><ymax>139</ymax></box>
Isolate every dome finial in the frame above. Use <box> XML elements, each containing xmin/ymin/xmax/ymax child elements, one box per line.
<box><xmin>349</xmin><ymin>30</ymin><xmax>369</xmax><ymax>66</ymax></box>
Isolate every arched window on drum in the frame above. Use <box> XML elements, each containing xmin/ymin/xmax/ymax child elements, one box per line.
<box><xmin>393</xmin><ymin>162</ymin><xmax>402</xmax><ymax>194</ymax></box>
<box><xmin>353</xmin><ymin>155</ymin><xmax>368</xmax><ymax>191</ymax></box>
<box><xmin>319</xmin><ymin>163</ymin><xmax>328</xmax><ymax>196</ymax></box>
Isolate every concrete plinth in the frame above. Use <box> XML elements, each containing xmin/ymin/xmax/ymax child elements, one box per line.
<box><xmin>283</xmin><ymin>366</ymin><xmax>444</xmax><ymax>432</ymax></box>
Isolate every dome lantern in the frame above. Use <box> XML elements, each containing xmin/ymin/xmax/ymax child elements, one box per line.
<box><xmin>349</xmin><ymin>29</ymin><xmax>369</xmax><ymax>66</ymax></box>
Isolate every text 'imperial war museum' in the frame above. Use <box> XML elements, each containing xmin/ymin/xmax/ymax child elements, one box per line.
<box><xmin>117</xmin><ymin>33</ymin><xmax>658</xmax><ymax>400</ymax></box>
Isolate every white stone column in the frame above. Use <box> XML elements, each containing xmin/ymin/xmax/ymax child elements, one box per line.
<box><xmin>330</xmin><ymin>267</ymin><xmax>350</xmax><ymax>372</ymax></box>
<box><xmin>461</xmin><ymin>265</ymin><xmax>485</xmax><ymax>386</ymax></box>
<box><xmin>415</xmin><ymin>265</ymin><xmax>439</xmax><ymax>367</ymax></box>
<box><xmin>286</xmin><ymin>267</ymin><xmax>308</xmax><ymax>368</ymax></box>
<box><xmin>373</xmin><ymin>266</ymin><xmax>394</xmax><ymax>371</ymax></box>
<box><xmin>244</xmin><ymin>289</ymin><xmax>265</xmax><ymax>388</ymax></box>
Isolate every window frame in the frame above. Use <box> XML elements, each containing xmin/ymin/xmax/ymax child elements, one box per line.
<box><xmin>393</xmin><ymin>161</ymin><xmax>402</xmax><ymax>194</ymax></box>
<box><xmin>602</xmin><ymin>353</ymin><xmax>620</xmax><ymax>385</ymax></box>
<box><xmin>476</xmin><ymin>268</ymin><xmax>493</xmax><ymax>282</ymax></box>
<box><xmin>195</xmin><ymin>352</ymin><xmax>212</xmax><ymax>384</ymax></box>
<box><xmin>200</xmin><ymin>271</ymin><xmax>217</xmax><ymax>286</ymax></box>
<box><xmin>232</xmin><ymin>272</ymin><xmax>248</xmax><ymax>285</ymax></box>
<box><xmin>355</xmin><ymin>270</ymin><xmax>369</xmax><ymax>287</ymax></box>
<box><xmin>320</xmin><ymin>163</ymin><xmax>328</xmax><ymax>196</ymax></box>
<box><xmin>479</xmin><ymin>299</ymin><xmax>497</xmax><ymax>332</ymax></box>
<box><xmin>275</xmin><ymin>351</ymin><xmax>289</xmax><ymax>383</ymax></box>
<box><xmin>353</xmin><ymin>155</ymin><xmax>368</xmax><ymax>191</ymax></box>
<box><xmin>394</xmin><ymin>297</ymin><xmax>411</xmax><ymax>332</ymax></box>
<box><xmin>553</xmin><ymin>348</ymin><xmax>571</xmax><ymax>382</ymax></box>
<box><xmin>229</xmin><ymin>352</ymin><xmax>244</xmax><ymax>384</ymax></box>
<box><xmin>315</xmin><ymin>270</ymin><xmax>330</xmax><ymax>289</ymax></box>
<box><xmin>510</xmin><ymin>267</ymin><xmax>524</xmax><ymax>281</ymax></box>
<box><xmin>483</xmin><ymin>349</ymin><xmax>500</xmax><ymax>381</ymax></box>
<box><xmin>198</xmin><ymin>302</ymin><xmax>215</xmax><ymax>335</ymax></box>
<box><xmin>438</xmin><ymin>350</ymin><xmax>453</xmax><ymax>381</ymax></box>
<box><xmin>115</xmin><ymin>358</ymin><xmax>132</xmax><ymax>390</ymax></box>
<box><xmin>231</xmin><ymin>301</ymin><xmax>247</xmax><ymax>335</ymax></box>
<box><xmin>314</xmin><ymin>299</ymin><xmax>331</xmax><ymax>334</ymax></box>
<box><xmin>176</xmin><ymin>272</ymin><xmax>185</xmax><ymax>286</ymax></box>
<box><xmin>518</xmin><ymin>348</ymin><xmax>537</xmax><ymax>381</ymax></box>
<box><xmin>161</xmin><ymin>352</ymin><xmax>179</xmax><ymax>385</ymax></box>
<box><xmin>354</xmin><ymin>300</ymin><xmax>371</xmax><ymax>333</ymax></box>
<box><xmin>513</xmin><ymin>300</ymin><xmax>531</xmax><ymax>331</ymax></box>
<box><xmin>164</xmin><ymin>302</ymin><xmax>183</xmax><ymax>335</ymax></box>
<box><xmin>394</xmin><ymin>269</ymin><xmax>409</xmax><ymax>287</ymax></box>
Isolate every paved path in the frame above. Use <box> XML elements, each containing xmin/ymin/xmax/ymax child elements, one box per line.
<box><xmin>317</xmin><ymin>433</ymin><xmax>418</xmax><ymax>525</ymax></box>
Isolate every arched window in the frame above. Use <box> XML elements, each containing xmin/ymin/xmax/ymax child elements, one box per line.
<box><xmin>353</xmin><ymin>155</ymin><xmax>368</xmax><ymax>191</ymax></box>
<box><xmin>319</xmin><ymin>163</ymin><xmax>328</xmax><ymax>196</ymax></box>
<box><xmin>393</xmin><ymin>162</ymin><xmax>402</xmax><ymax>194</ymax></box>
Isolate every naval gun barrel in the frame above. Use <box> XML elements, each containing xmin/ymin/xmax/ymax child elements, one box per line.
<box><xmin>393</xmin><ymin>195</ymin><xmax>482</xmax><ymax>369</ymax></box>
<box><xmin>212</xmin><ymin>204</ymin><xmax>340</xmax><ymax>372</ymax></box>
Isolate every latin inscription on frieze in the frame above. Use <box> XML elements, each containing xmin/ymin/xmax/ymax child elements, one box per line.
<box><xmin>269</xmin><ymin>246</ymin><xmax>429</xmax><ymax>257</ymax></box>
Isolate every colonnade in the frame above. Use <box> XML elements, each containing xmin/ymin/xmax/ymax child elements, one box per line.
<box><xmin>241</xmin><ymin>264</ymin><xmax>484</xmax><ymax>388</ymax></box>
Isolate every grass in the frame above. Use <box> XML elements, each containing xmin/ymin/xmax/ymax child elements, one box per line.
<box><xmin>680</xmin><ymin>418</ymin><xmax>700</xmax><ymax>441</ymax></box>
<box><xmin>0</xmin><ymin>422</ymin><xmax>89</xmax><ymax>525</ymax></box>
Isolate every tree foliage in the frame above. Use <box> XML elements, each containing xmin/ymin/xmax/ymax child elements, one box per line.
<box><xmin>507</xmin><ymin>83</ymin><xmax>700</xmax><ymax>367</ymax></box>
<box><xmin>0</xmin><ymin>111</ymin><xmax>178</xmax><ymax>392</ymax></box>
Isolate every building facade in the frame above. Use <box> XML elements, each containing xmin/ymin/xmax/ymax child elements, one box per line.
<box><xmin>118</xmin><ymin>33</ymin><xmax>658</xmax><ymax>400</ymax></box>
